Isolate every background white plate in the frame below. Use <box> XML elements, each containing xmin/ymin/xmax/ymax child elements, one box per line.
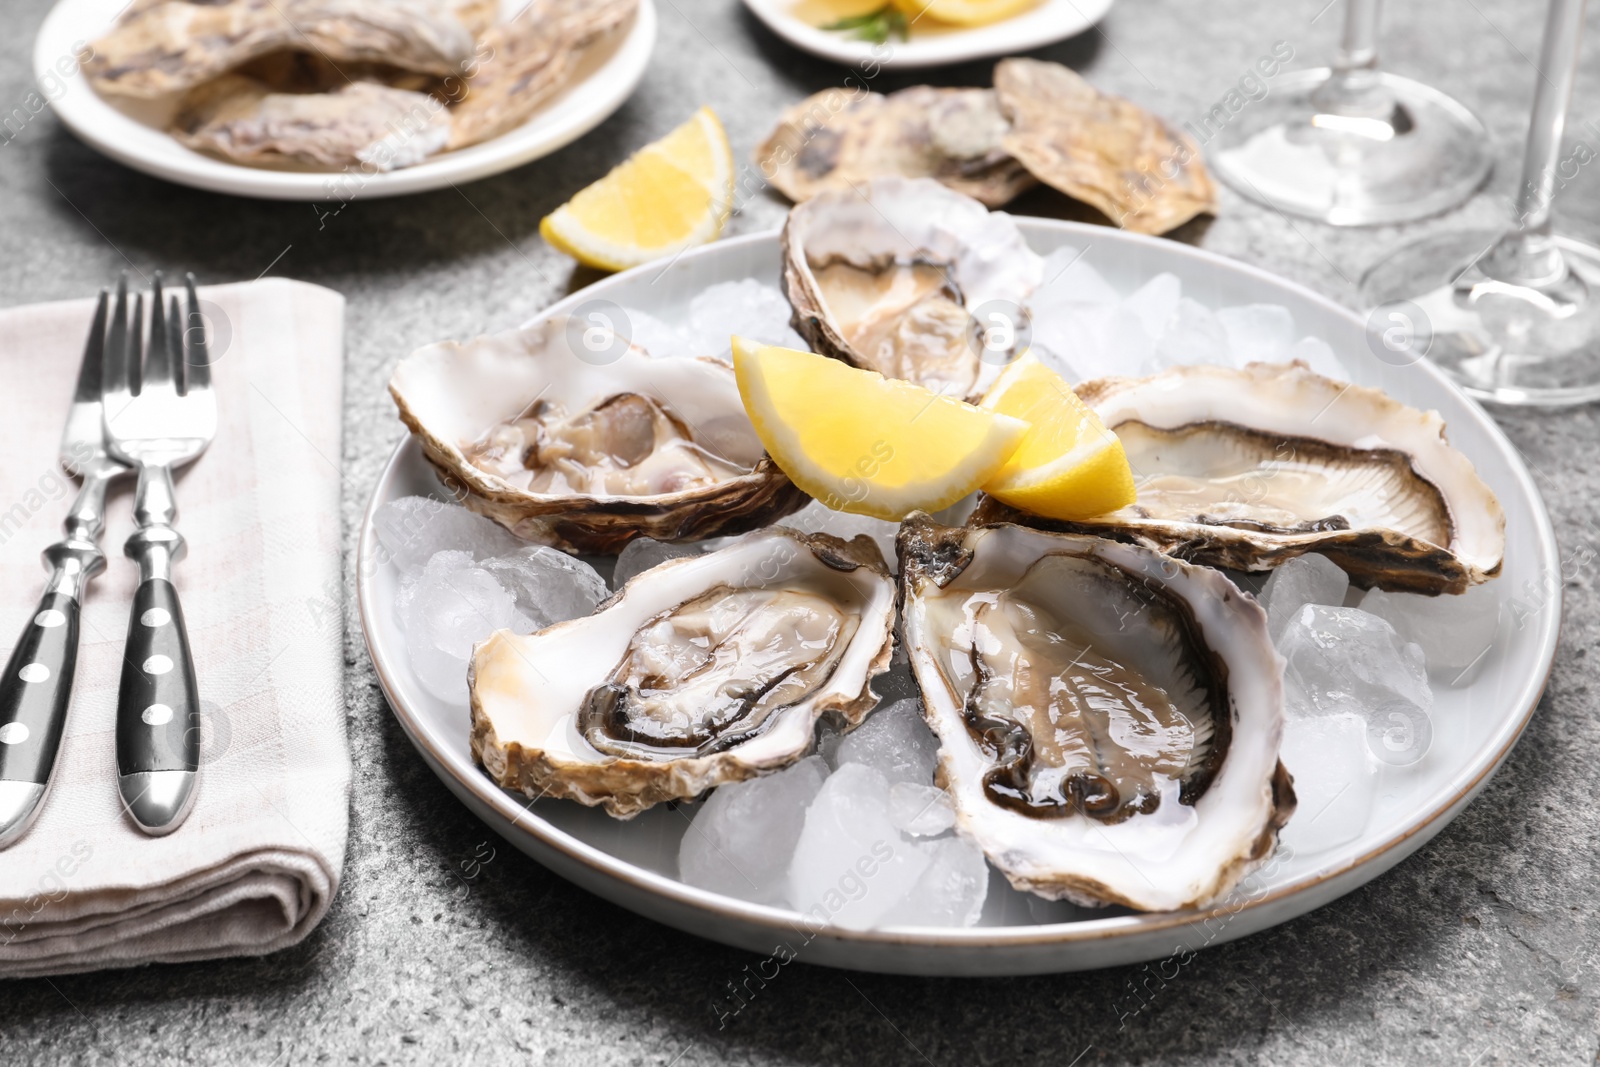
<box><xmin>34</xmin><ymin>0</ymin><xmax>657</xmax><ymax>201</ymax></box>
<box><xmin>356</xmin><ymin>221</ymin><xmax>1559</xmax><ymax>975</ymax></box>
<box><xmin>739</xmin><ymin>0</ymin><xmax>1113</xmax><ymax>69</ymax></box>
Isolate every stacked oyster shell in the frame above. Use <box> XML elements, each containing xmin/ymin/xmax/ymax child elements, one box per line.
<box><xmin>86</xmin><ymin>0</ymin><xmax>637</xmax><ymax>170</ymax></box>
<box><xmin>386</xmin><ymin>181</ymin><xmax>1506</xmax><ymax>919</ymax></box>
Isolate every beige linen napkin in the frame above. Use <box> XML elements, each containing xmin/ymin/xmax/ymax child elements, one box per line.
<box><xmin>0</xmin><ymin>278</ymin><xmax>349</xmax><ymax>977</ymax></box>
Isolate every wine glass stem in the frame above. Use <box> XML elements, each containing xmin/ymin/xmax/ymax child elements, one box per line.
<box><xmin>1496</xmin><ymin>0</ymin><xmax>1588</xmax><ymax>283</ymax></box>
<box><xmin>1335</xmin><ymin>0</ymin><xmax>1381</xmax><ymax>74</ymax></box>
<box><xmin>1314</xmin><ymin>0</ymin><xmax>1390</xmax><ymax>116</ymax></box>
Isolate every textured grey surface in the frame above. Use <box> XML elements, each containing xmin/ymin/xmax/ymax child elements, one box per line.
<box><xmin>2</xmin><ymin>0</ymin><xmax>1599</xmax><ymax>1063</ymax></box>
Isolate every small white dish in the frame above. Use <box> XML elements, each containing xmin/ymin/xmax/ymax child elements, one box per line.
<box><xmin>739</xmin><ymin>0</ymin><xmax>1113</xmax><ymax>70</ymax></box>
<box><xmin>33</xmin><ymin>0</ymin><xmax>656</xmax><ymax>201</ymax></box>
<box><xmin>357</xmin><ymin>221</ymin><xmax>1559</xmax><ymax>975</ymax></box>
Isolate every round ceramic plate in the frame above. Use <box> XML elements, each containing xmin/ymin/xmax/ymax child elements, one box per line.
<box><xmin>34</xmin><ymin>0</ymin><xmax>656</xmax><ymax>201</ymax></box>
<box><xmin>739</xmin><ymin>0</ymin><xmax>1113</xmax><ymax>69</ymax></box>
<box><xmin>356</xmin><ymin>221</ymin><xmax>1559</xmax><ymax>976</ymax></box>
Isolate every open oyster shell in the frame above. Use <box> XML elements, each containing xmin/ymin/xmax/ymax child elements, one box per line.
<box><xmin>975</xmin><ymin>362</ymin><xmax>1505</xmax><ymax>594</ymax></box>
<box><xmin>781</xmin><ymin>177</ymin><xmax>1042</xmax><ymax>400</ymax></box>
<box><xmin>993</xmin><ymin>58</ymin><xmax>1217</xmax><ymax>235</ymax></box>
<box><xmin>389</xmin><ymin>315</ymin><xmax>809</xmax><ymax>554</ymax></box>
<box><xmin>87</xmin><ymin>0</ymin><xmax>491</xmax><ymax>98</ymax></box>
<box><xmin>755</xmin><ymin>86</ymin><xmax>1037</xmax><ymax>208</ymax></box>
<box><xmin>470</xmin><ymin>529</ymin><xmax>896</xmax><ymax>817</ymax></box>
<box><xmin>898</xmin><ymin>515</ymin><xmax>1294</xmax><ymax>912</ymax></box>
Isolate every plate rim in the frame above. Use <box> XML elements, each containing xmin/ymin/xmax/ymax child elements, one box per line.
<box><xmin>33</xmin><ymin>0</ymin><xmax>658</xmax><ymax>201</ymax></box>
<box><xmin>737</xmin><ymin>0</ymin><xmax>1114</xmax><ymax>70</ymax></box>
<box><xmin>356</xmin><ymin>220</ymin><xmax>1560</xmax><ymax>960</ymax></box>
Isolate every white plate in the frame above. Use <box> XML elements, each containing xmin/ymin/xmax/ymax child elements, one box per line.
<box><xmin>356</xmin><ymin>222</ymin><xmax>1559</xmax><ymax>975</ymax></box>
<box><xmin>740</xmin><ymin>0</ymin><xmax>1113</xmax><ymax>69</ymax></box>
<box><xmin>34</xmin><ymin>0</ymin><xmax>656</xmax><ymax>201</ymax></box>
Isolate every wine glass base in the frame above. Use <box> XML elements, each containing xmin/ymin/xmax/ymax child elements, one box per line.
<box><xmin>1360</xmin><ymin>230</ymin><xmax>1600</xmax><ymax>407</ymax></box>
<box><xmin>1207</xmin><ymin>69</ymin><xmax>1492</xmax><ymax>226</ymax></box>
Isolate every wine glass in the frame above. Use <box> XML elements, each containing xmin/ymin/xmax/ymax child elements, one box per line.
<box><xmin>1359</xmin><ymin>0</ymin><xmax>1600</xmax><ymax>406</ymax></box>
<box><xmin>1208</xmin><ymin>0</ymin><xmax>1492</xmax><ymax>225</ymax></box>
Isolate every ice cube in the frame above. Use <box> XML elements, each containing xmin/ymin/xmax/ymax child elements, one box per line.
<box><xmin>1285</xmin><ymin>336</ymin><xmax>1349</xmax><ymax>380</ymax></box>
<box><xmin>678</xmin><ymin>756</ymin><xmax>829</xmax><ymax>906</ymax></box>
<box><xmin>1276</xmin><ymin>604</ymin><xmax>1432</xmax><ymax>725</ymax></box>
<box><xmin>880</xmin><ymin>835</ymin><xmax>989</xmax><ymax>927</ymax></box>
<box><xmin>398</xmin><ymin>550</ymin><xmax>520</xmax><ymax>703</ymax></box>
<box><xmin>786</xmin><ymin>763</ymin><xmax>933</xmax><ymax>930</ymax></box>
<box><xmin>888</xmin><ymin>782</ymin><xmax>955</xmax><ymax>837</ymax></box>
<box><xmin>1359</xmin><ymin>584</ymin><xmax>1501</xmax><ymax>685</ymax></box>
<box><xmin>1032</xmin><ymin>302</ymin><xmax>1112</xmax><ymax>382</ymax></box>
<box><xmin>375</xmin><ymin>496</ymin><xmax>524</xmax><ymax>572</ymax></box>
<box><xmin>1216</xmin><ymin>304</ymin><xmax>1294</xmax><ymax>366</ymax></box>
<box><xmin>833</xmin><ymin>698</ymin><xmax>939</xmax><ymax>786</ymax></box>
<box><xmin>617</xmin><ymin>307</ymin><xmax>695</xmax><ymax>360</ymax></box>
<box><xmin>778</xmin><ymin>501</ymin><xmax>900</xmax><ymax>569</ymax></box>
<box><xmin>1261</xmin><ymin>554</ymin><xmax>1350</xmax><ymax>640</ymax></box>
<box><xmin>1032</xmin><ymin>246</ymin><xmax>1119</xmax><ymax>308</ymax></box>
<box><xmin>685</xmin><ymin>279</ymin><xmax>806</xmax><ymax>361</ymax></box>
<box><xmin>1119</xmin><ymin>272</ymin><xmax>1182</xmax><ymax>339</ymax></box>
<box><xmin>479</xmin><ymin>546</ymin><xmax>607</xmax><ymax>631</ymax></box>
<box><xmin>610</xmin><ymin>537</ymin><xmax>707</xmax><ymax>590</ymax></box>
<box><xmin>1153</xmin><ymin>298</ymin><xmax>1229</xmax><ymax>368</ymax></box>
<box><xmin>1278</xmin><ymin>711</ymin><xmax>1375</xmax><ymax>854</ymax></box>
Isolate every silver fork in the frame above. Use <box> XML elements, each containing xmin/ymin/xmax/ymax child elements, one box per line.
<box><xmin>101</xmin><ymin>272</ymin><xmax>216</xmax><ymax>835</ymax></box>
<box><xmin>0</xmin><ymin>290</ymin><xmax>133</xmax><ymax>848</ymax></box>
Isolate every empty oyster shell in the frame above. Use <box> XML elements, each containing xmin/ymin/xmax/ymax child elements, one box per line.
<box><xmin>447</xmin><ymin>0</ymin><xmax>637</xmax><ymax>149</ymax></box>
<box><xmin>898</xmin><ymin>514</ymin><xmax>1294</xmax><ymax>912</ymax></box>
<box><xmin>975</xmin><ymin>362</ymin><xmax>1505</xmax><ymax>594</ymax></box>
<box><xmin>994</xmin><ymin>57</ymin><xmax>1217</xmax><ymax>235</ymax></box>
<box><xmin>88</xmin><ymin>0</ymin><xmax>489</xmax><ymax>98</ymax></box>
<box><xmin>471</xmin><ymin>529</ymin><xmax>896</xmax><ymax>817</ymax></box>
<box><xmin>172</xmin><ymin>76</ymin><xmax>450</xmax><ymax>168</ymax></box>
<box><xmin>781</xmin><ymin>177</ymin><xmax>1042</xmax><ymax>399</ymax></box>
<box><xmin>389</xmin><ymin>315</ymin><xmax>809</xmax><ymax>554</ymax></box>
<box><xmin>755</xmin><ymin>86</ymin><xmax>1037</xmax><ymax>208</ymax></box>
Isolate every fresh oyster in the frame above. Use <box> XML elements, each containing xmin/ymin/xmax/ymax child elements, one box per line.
<box><xmin>782</xmin><ymin>177</ymin><xmax>1042</xmax><ymax>399</ymax></box>
<box><xmin>755</xmin><ymin>86</ymin><xmax>1037</xmax><ymax>208</ymax></box>
<box><xmin>389</xmin><ymin>315</ymin><xmax>809</xmax><ymax>554</ymax></box>
<box><xmin>976</xmin><ymin>362</ymin><xmax>1505</xmax><ymax>594</ymax></box>
<box><xmin>471</xmin><ymin>529</ymin><xmax>896</xmax><ymax>817</ymax></box>
<box><xmin>898</xmin><ymin>514</ymin><xmax>1294</xmax><ymax>912</ymax></box>
<box><xmin>87</xmin><ymin>0</ymin><xmax>492</xmax><ymax>98</ymax></box>
<box><xmin>172</xmin><ymin>76</ymin><xmax>450</xmax><ymax>168</ymax></box>
<box><xmin>448</xmin><ymin>0</ymin><xmax>637</xmax><ymax>149</ymax></box>
<box><xmin>993</xmin><ymin>58</ymin><xmax>1217</xmax><ymax>235</ymax></box>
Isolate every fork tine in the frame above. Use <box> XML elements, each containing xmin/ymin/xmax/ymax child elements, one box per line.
<box><xmin>128</xmin><ymin>292</ymin><xmax>144</xmax><ymax>398</ymax></box>
<box><xmin>73</xmin><ymin>289</ymin><xmax>109</xmax><ymax>406</ymax></box>
<box><xmin>104</xmin><ymin>274</ymin><xmax>131</xmax><ymax>397</ymax></box>
<box><xmin>145</xmin><ymin>272</ymin><xmax>173</xmax><ymax>391</ymax></box>
<box><xmin>168</xmin><ymin>295</ymin><xmax>185</xmax><ymax>396</ymax></box>
<box><xmin>183</xmin><ymin>274</ymin><xmax>210</xmax><ymax>392</ymax></box>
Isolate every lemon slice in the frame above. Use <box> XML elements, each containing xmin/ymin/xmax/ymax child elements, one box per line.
<box><xmin>979</xmin><ymin>352</ymin><xmax>1137</xmax><ymax>520</ymax></box>
<box><xmin>891</xmin><ymin>0</ymin><xmax>1038</xmax><ymax>27</ymax></box>
<box><xmin>540</xmin><ymin>107</ymin><xmax>734</xmax><ymax>272</ymax></box>
<box><xmin>732</xmin><ymin>338</ymin><xmax>1029</xmax><ymax>521</ymax></box>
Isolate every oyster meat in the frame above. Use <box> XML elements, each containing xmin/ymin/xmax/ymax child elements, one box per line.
<box><xmin>976</xmin><ymin>362</ymin><xmax>1505</xmax><ymax>594</ymax></box>
<box><xmin>389</xmin><ymin>315</ymin><xmax>809</xmax><ymax>553</ymax></box>
<box><xmin>782</xmin><ymin>177</ymin><xmax>1042</xmax><ymax>399</ymax></box>
<box><xmin>898</xmin><ymin>515</ymin><xmax>1293</xmax><ymax>912</ymax></box>
<box><xmin>471</xmin><ymin>529</ymin><xmax>896</xmax><ymax>816</ymax></box>
<box><xmin>994</xmin><ymin>58</ymin><xmax>1217</xmax><ymax>235</ymax></box>
<box><xmin>755</xmin><ymin>86</ymin><xmax>1037</xmax><ymax>208</ymax></box>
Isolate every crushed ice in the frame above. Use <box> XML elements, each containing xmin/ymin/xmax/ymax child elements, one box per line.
<box><xmin>618</xmin><ymin>279</ymin><xmax>805</xmax><ymax>362</ymax></box>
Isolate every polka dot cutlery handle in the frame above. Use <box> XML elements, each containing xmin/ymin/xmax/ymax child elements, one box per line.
<box><xmin>0</xmin><ymin>589</ymin><xmax>82</xmax><ymax>848</ymax></box>
<box><xmin>115</xmin><ymin>570</ymin><xmax>200</xmax><ymax>836</ymax></box>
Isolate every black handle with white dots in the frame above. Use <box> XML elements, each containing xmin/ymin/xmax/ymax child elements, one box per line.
<box><xmin>0</xmin><ymin>591</ymin><xmax>81</xmax><ymax>790</ymax></box>
<box><xmin>115</xmin><ymin>577</ymin><xmax>200</xmax><ymax>777</ymax></box>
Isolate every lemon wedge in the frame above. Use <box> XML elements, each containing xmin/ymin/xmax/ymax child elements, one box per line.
<box><xmin>978</xmin><ymin>352</ymin><xmax>1136</xmax><ymax>520</ymax></box>
<box><xmin>732</xmin><ymin>338</ymin><xmax>1029</xmax><ymax>521</ymax></box>
<box><xmin>890</xmin><ymin>0</ymin><xmax>1038</xmax><ymax>27</ymax></box>
<box><xmin>540</xmin><ymin>107</ymin><xmax>734</xmax><ymax>272</ymax></box>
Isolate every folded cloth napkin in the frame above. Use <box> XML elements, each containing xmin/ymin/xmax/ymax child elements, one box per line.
<box><xmin>0</xmin><ymin>278</ymin><xmax>349</xmax><ymax>977</ymax></box>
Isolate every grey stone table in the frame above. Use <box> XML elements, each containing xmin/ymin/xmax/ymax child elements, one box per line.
<box><xmin>3</xmin><ymin>0</ymin><xmax>1599</xmax><ymax>1062</ymax></box>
